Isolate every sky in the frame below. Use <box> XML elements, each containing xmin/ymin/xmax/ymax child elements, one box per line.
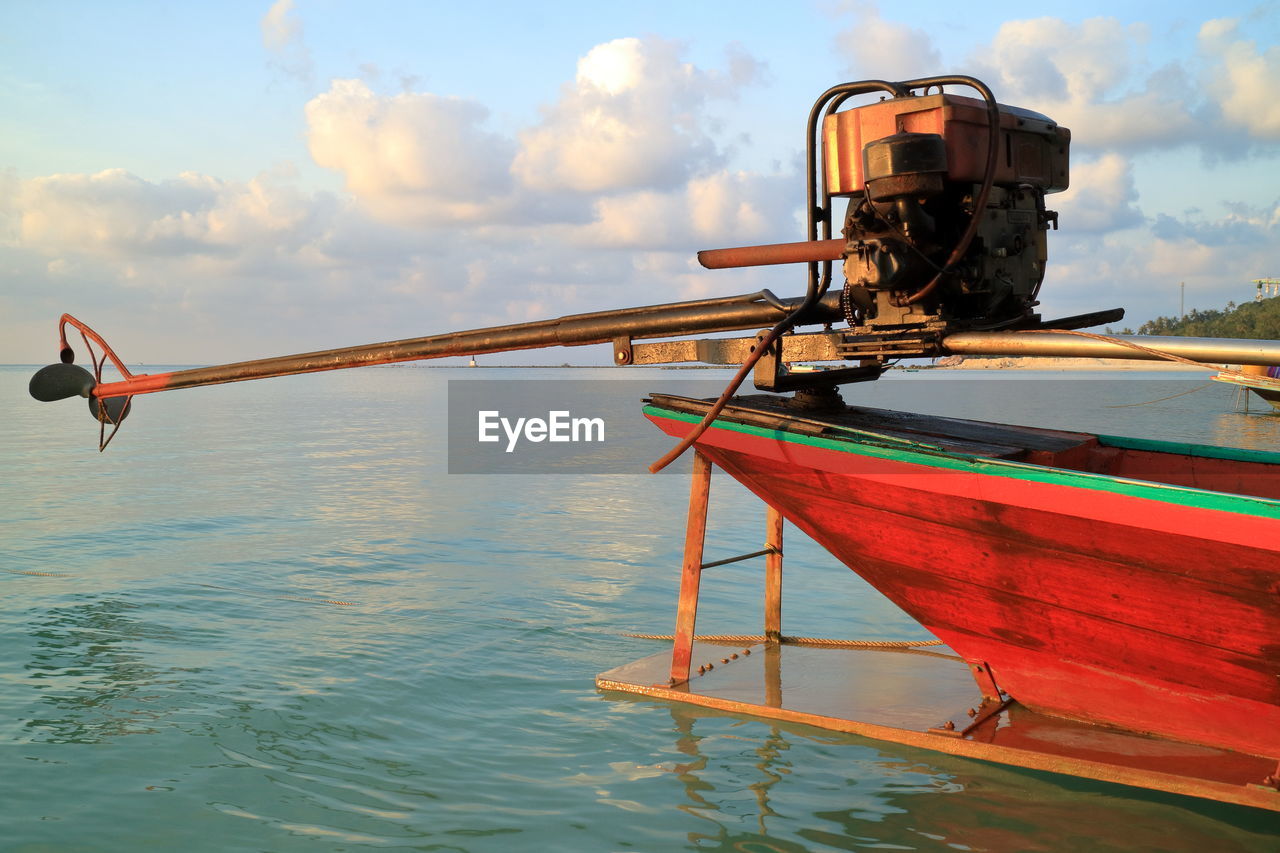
<box><xmin>3</xmin><ymin>1</ymin><xmax>1278</xmax><ymax>365</ymax></box>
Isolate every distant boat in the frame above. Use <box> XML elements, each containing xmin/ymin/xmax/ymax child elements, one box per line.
<box><xmin>468</xmin><ymin>357</ymin><xmax>477</xmax><ymax>367</ymax></box>
<box><xmin>1213</xmin><ymin>364</ymin><xmax>1280</xmax><ymax>411</ymax></box>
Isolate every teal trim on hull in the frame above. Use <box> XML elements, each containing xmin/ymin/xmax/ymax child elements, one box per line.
<box><xmin>1096</xmin><ymin>433</ymin><xmax>1280</xmax><ymax>466</ymax></box>
<box><xmin>644</xmin><ymin>405</ymin><xmax>1280</xmax><ymax>520</ymax></box>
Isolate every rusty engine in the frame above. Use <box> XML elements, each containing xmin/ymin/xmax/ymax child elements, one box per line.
<box><xmin>828</xmin><ymin>86</ymin><xmax>1068</xmax><ymax>332</ymax></box>
<box><xmin>699</xmin><ymin>76</ymin><xmax>1080</xmax><ymax>362</ymax></box>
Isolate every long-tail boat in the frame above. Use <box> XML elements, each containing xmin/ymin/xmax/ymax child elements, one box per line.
<box><xmin>28</xmin><ymin>76</ymin><xmax>1280</xmax><ymax>812</ymax></box>
<box><xmin>1215</xmin><ymin>364</ymin><xmax>1280</xmax><ymax>411</ymax></box>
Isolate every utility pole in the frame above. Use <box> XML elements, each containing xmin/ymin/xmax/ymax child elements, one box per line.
<box><xmin>1180</xmin><ymin>281</ymin><xmax>1184</xmax><ymax>318</ymax></box>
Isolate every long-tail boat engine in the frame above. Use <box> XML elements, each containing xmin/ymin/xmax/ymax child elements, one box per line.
<box><xmin>697</xmin><ymin>76</ymin><xmax>1086</xmax><ymax>369</ymax></box>
<box><xmin>827</xmin><ymin>87</ymin><xmax>1068</xmax><ymax>339</ymax></box>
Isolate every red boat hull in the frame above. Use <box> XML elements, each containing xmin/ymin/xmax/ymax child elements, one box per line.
<box><xmin>647</xmin><ymin>405</ymin><xmax>1280</xmax><ymax>758</ymax></box>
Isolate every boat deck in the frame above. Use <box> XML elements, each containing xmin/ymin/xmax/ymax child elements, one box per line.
<box><xmin>648</xmin><ymin>393</ymin><xmax>1280</xmax><ymax>501</ymax></box>
<box><xmin>650</xmin><ymin>393</ymin><xmax>1093</xmax><ymax>460</ymax></box>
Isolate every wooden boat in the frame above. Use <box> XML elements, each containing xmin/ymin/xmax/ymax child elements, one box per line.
<box><xmin>1215</xmin><ymin>364</ymin><xmax>1280</xmax><ymax>411</ymax></box>
<box><xmin>598</xmin><ymin>392</ymin><xmax>1280</xmax><ymax>811</ymax></box>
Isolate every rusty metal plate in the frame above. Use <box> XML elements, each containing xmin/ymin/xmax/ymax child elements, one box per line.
<box><xmin>628</xmin><ymin>332</ymin><xmax>843</xmax><ymax>366</ymax></box>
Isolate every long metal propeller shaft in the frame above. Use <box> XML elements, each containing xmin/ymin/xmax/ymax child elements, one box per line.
<box><xmin>29</xmin><ymin>291</ymin><xmax>1280</xmax><ymax>433</ymax></box>
<box><xmin>943</xmin><ymin>331</ymin><xmax>1280</xmax><ymax>366</ymax></box>
<box><xmin>30</xmin><ymin>291</ymin><xmax>842</xmax><ymax>410</ymax></box>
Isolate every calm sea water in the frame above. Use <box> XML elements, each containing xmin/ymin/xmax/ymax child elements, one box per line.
<box><xmin>4</xmin><ymin>364</ymin><xmax>1278</xmax><ymax>852</ymax></box>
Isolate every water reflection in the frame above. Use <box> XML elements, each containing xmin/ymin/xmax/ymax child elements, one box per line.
<box><xmin>1211</xmin><ymin>411</ymin><xmax>1280</xmax><ymax>450</ymax></box>
<box><xmin>22</xmin><ymin>596</ymin><xmax>204</xmax><ymax>744</ymax></box>
<box><xmin>654</xmin><ymin>701</ymin><xmax>1280</xmax><ymax>851</ymax></box>
<box><xmin>670</xmin><ymin>706</ymin><xmax>791</xmax><ymax>839</ymax></box>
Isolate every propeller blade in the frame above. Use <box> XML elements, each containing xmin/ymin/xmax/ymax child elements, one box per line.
<box><xmin>29</xmin><ymin>363</ymin><xmax>96</xmax><ymax>402</ymax></box>
<box><xmin>88</xmin><ymin>394</ymin><xmax>131</xmax><ymax>425</ymax></box>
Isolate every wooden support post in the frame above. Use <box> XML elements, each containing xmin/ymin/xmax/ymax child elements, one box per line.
<box><xmin>670</xmin><ymin>451</ymin><xmax>713</xmax><ymax>684</ymax></box>
<box><xmin>764</xmin><ymin>504</ymin><xmax>783</xmax><ymax>643</ymax></box>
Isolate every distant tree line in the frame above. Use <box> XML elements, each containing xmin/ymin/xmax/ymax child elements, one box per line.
<box><xmin>1107</xmin><ymin>296</ymin><xmax>1280</xmax><ymax>339</ymax></box>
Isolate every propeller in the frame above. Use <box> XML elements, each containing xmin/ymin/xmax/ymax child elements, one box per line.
<box><xmin>29</xmin><ymin>363</ymin><xmax>132</xmax><ymax>425</ymax></box>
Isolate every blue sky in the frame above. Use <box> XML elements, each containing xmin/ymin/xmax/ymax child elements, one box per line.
<box><xmin>3</xmin><ymin>1</ymin><xmax>1278</xmax><ymax>363</ymax></box>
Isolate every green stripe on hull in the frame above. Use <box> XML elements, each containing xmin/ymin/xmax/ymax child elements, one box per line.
<box><xmin>644</xmin><ymin>405</ymin><xmax>1280</xmax><ymax>519</ymax></box>
<box><xmin>1096</xmin><ymin>433</ymin><xmax>1280</xmax><ymax>465</ymax></box>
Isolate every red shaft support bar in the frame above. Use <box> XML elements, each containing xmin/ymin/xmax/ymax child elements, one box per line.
<box><xmin>697</xmin><ymin>239</ymin><xmax>845</xmax><ymax>270</ymax></box>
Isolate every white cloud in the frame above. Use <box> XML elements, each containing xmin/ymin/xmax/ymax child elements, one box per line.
<box><xmin>830</xmin><ymin>8</ymin><xmax>1280</xmax><ymax>157</ymax></box>
<box><xmin>965</xmin><ymin>17</ymin><xmax>1202</xmax><ymax>154</ymax></box>
<box><xmin>1200</xmin><ymin>18</ymin><xmax>1280</xmax><ymax>139</ymax></box>
<box><xmin>1054</xmin><ymin>153</ymin><xmax>1144</xmax><ymax>234</ymax></box>
<box><xmin>5</xmin><ymin>34</ymin><xmax>799</xmax><ymax>363</ymax></box>
<box><xmin>16</xmin><ymin>169</ymin><xmax>213</xmax><ymax>257</ymax></box>
<box><xmin>834</xmin><ymin>1</ymin><xmax>941</xmax><ymax>80</ymax></box>
<box><xmin>260</xmin><ymin>0</ymin><xmax>313</xmax><ymax>83</ymax></box>
<box><xmin>1</xmin><ymin>164</ymin><xmax>501</xmax><ymax>361</ymax></box>
<box><xmin>300</xmin><ymin>40</ymin><xmax>788</xmax><ymax>249</ymax></box>
<box><xmin>260</xmin><ymin>0</ymin><xmax>299</xmax><ymax>51</ymax></box>
<box><xmin>576</xmin><ymin>37</ymin><xmax>647</xmax><ymax>96</ymax></box>
<box><xmin>12</xmin><ymin>167</ymin><xmax>323</xmax><ymax>264</ymax></box>
<box><xmin>1152</xmin><ymin>200</ymin><xmax>1280</xmax><ymax>246</ymax></box>
<box><xmin>305</xmin><ymin>79</ymin><xmax>518</xmax><ymax>226</ymax></box>
<box><xmin>1042</xmin><ymin>198</ymin><xmax>1280</xmax><ymax>324</ymax></box>
<box><xmin>580</xmin><ymin>170</ymin><xmax>793</xmax><ymax>249</ymax></box>
<box><xmin>512</xmin><ymin>37</ymin><xmax>758</xmax><ymax>194</ymax></box>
